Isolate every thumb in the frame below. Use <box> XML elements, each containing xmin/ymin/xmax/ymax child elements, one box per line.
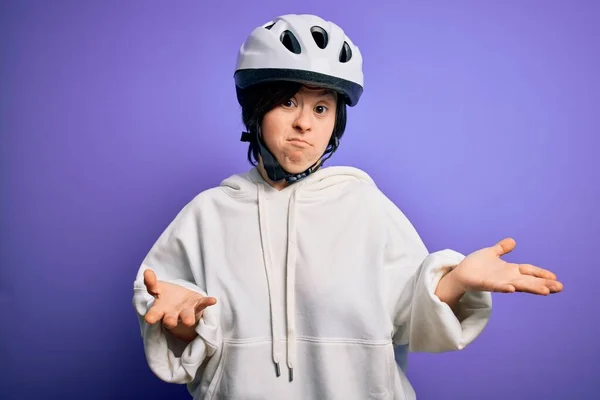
<box><xmin>143</xmin><ymin>269</ymin><xmax>159</xmax><ymax>297</ymax></box>
<box><xmin>492</xmin><ymin>238</ymin><xmax>516</xmax><ymax>257</ymax></box>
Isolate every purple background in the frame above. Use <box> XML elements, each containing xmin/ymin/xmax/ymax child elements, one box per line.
<box><xmin>1</xmin><ymin>1</ymin><xmax>598</xmax><ymax>399</ymax></box>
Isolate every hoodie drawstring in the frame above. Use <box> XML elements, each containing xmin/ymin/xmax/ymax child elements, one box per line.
<box><xmin>285</xmin><ymin>188</ymin><xmax>299</xmax><ymax>381</ymax></box>
<box><xmin>257</xmin><ymin>184</ymin><xmax>283</xmax><ymax>377</ymax></box>
<box><xmin>256</xmin><ymin>183</ymin><xmax>300</xmax><ymax>382</ymax></box>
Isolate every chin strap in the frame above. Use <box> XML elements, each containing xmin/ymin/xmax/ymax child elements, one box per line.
<box><xmin>241</xmin><ymin>127</ymin><xmax>339</xmax><ymax>184</ymax></box>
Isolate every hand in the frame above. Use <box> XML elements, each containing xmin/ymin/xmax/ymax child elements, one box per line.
<box><xmin>143</xmin><ymin>269</ymin><xmax>217</xmax><ymax>341</ymax></box>
<box><xmin>452</xmin><ymin>238</ymin><xmax>564</xmax><ymax>295</ymax></box>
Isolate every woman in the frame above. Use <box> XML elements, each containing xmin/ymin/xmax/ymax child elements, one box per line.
<box><xmin>132</xmin><ymin>14</ymin><xmax>562</xmax><ymax>399</ymax></box>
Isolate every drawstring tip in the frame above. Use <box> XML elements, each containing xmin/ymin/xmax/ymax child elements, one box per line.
<box><xmin>275</xmin><ymin>363</ymin><xmax>281</xmax><ymax>377</ymax></box>
<box><xmin>289</xmin><ymin>367</ymin><xmax>294</xmax><ymax>382</ymax></box>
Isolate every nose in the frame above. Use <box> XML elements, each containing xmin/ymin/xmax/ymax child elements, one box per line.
<box><xmin>293</xmin><ymin>106</ymin><xmax>312</xmax><ymax>133</ymax></box>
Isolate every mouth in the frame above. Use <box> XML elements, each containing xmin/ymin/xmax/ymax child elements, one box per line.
<box><xmin>288</xmin><ymin>138</ymin><xmax>311</xmax><ymax>146</ymax></box>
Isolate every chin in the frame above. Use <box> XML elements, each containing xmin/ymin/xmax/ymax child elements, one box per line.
<box><xmin>281</xmin><ymin>160</ymin><xmax>314</xmax><ymax>174</ymax></box>
<box><xmin>283</xmin><ymin>165</ymin><xmax>309</xmax><ymax>174</ymax></box>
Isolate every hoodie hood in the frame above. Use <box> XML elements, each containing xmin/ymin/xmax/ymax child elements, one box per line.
<box><xmin>220</xmin><ymin>165</ymin><xmax>377</xmax><ymax>198</ymax></box>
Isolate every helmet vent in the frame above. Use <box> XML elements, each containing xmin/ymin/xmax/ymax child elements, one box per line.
<box><xmin>280</xmin><ymin>30</ymin><xmax>302</xmax><ymax>54</ymax></box>
<box><xmin>339</xmin><ymin>41</ymin><xmax>352</xmax><ymax>63</ymax></box>
<box><xmin>310</xmin><ymin>26</ymin><xmax>328</xmax><ymax>49</ymax></box>
<box><xmin>264</xmin><ymin>22</ymin><xmax>275</xmax><ymax>30</ymax></box>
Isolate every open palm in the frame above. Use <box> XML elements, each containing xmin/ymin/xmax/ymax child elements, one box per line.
<box><xmin>452</xmin><ymin>238</ymin><xmax>563</xmax><ymax>295</ymax></box>
<box><xmin>143</xmin><ymin>269</ymin><xmax>217</xmax><ymax>331</ymax></box>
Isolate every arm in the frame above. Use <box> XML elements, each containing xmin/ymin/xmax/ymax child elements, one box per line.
<box><xmin>132</xmin><ymin>198</ymin><xmax>220</xmax><ymax>384</ymax></box>
<box><xmin>435</xmin><ymin>269</ymin><xmax>467</xmax><ymax>311</ymax></box>
<box><xmin>380</xmin><ymin>194</ymin><xmax>492</xmax><ymax>353</ymax></box>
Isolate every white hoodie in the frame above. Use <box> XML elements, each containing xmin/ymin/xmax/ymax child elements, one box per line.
<box><xmin>132</xmin><ymin>166</ymin><xmax>492</xmax><ymax>399</ymax></box>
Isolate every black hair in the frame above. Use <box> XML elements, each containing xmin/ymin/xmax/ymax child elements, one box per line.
<box><xmin>237</xmin><ymin>81</ymin><xmax>348</xmax><ymax>166</ymax></box>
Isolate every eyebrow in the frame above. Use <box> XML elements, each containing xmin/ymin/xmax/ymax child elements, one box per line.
<box><xmin>321</xmin><ymin>90</ymin><xmax>337</xmax><ymax>101</ymax></box>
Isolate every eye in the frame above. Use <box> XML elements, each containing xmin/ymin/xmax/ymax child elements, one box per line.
<box><xmin>314</xmin><ymin>105</ymin><xmax>328</xmax><ymax>114</ymax></box>
<box><xmin>282</xmin><ymin>98</ymin><xmax>296</xmax><ymax>108</ymax></box>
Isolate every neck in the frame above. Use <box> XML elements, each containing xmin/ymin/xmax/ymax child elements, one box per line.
<box><xmin>257</xmin><ymin>161</ymin><xmax>289</xmax><ymax>191</ymax></box>
<box><xmin>257</xmin><ymin>158</ymin><xmax>324</xmax><ymax>191</ymax></box>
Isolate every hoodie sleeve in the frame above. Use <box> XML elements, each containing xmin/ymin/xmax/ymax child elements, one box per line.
<box><xmin>380</xmin><ymin>193</ymin><xmax>492</xmax><ymax>353</ymax></box>
<box><xmin>132</xmin><ymin>198</ymin><xmax>220</xmax><ymax>384</ymax></box>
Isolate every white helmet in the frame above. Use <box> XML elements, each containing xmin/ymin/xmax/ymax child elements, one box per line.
<box><xmin>234</xmin><ymin>14</ymin><xmax>364</xmax><ymax>106</ymax></box>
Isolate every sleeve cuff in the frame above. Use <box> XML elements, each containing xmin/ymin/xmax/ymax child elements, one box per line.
<box><xmin>409</xmin><ymin>249</ymin><xmax>492</xmax><ymax>352</ymax></box>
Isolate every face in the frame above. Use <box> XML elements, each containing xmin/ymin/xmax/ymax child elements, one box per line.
<box><xmin>261</xmin><ymin>85</ymin><xmax>337</xmax><ymax>175</ymax></box>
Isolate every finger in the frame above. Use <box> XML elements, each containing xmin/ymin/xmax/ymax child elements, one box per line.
<box><xmin>196</xmin><ymin>296</ymin><xmax>217</xmax><ymax>311</ymax></box>
<box><xmin>145</xmin><ymin>306</ymin><xmax>165</xmax><ymax>325</ymax></box>
<box><xmin>492</xmin><ymin>238</ymin><xmax>516</xmax><ymax>257</ymax></box>
<box><xmin>179</xmin><ymin>308</ymin><xmax>197</xmax><ymax>327</ymax></box>
<box><xmin>511</xmin><ymin>277</ymin><xmax>551</xmax><ymax>295</ymax></box>
<box><xmin>162</xmin><ymin>313</ymin><xmax>179</xmax><ymax>329</ymax></box>
<box><xmin>517</xmin><ymin>264</ymin><xmax>557</xmax><ymax>280</ymax></box>
<box><xmin>545</xmin><ymin>279</ymin><xmax>564</xmax><ymax>293</ymax></box>
<box><xmin>143</xmin><ymin>269</ymin><xmax>159</xmax><ymax>297</ymax></box>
